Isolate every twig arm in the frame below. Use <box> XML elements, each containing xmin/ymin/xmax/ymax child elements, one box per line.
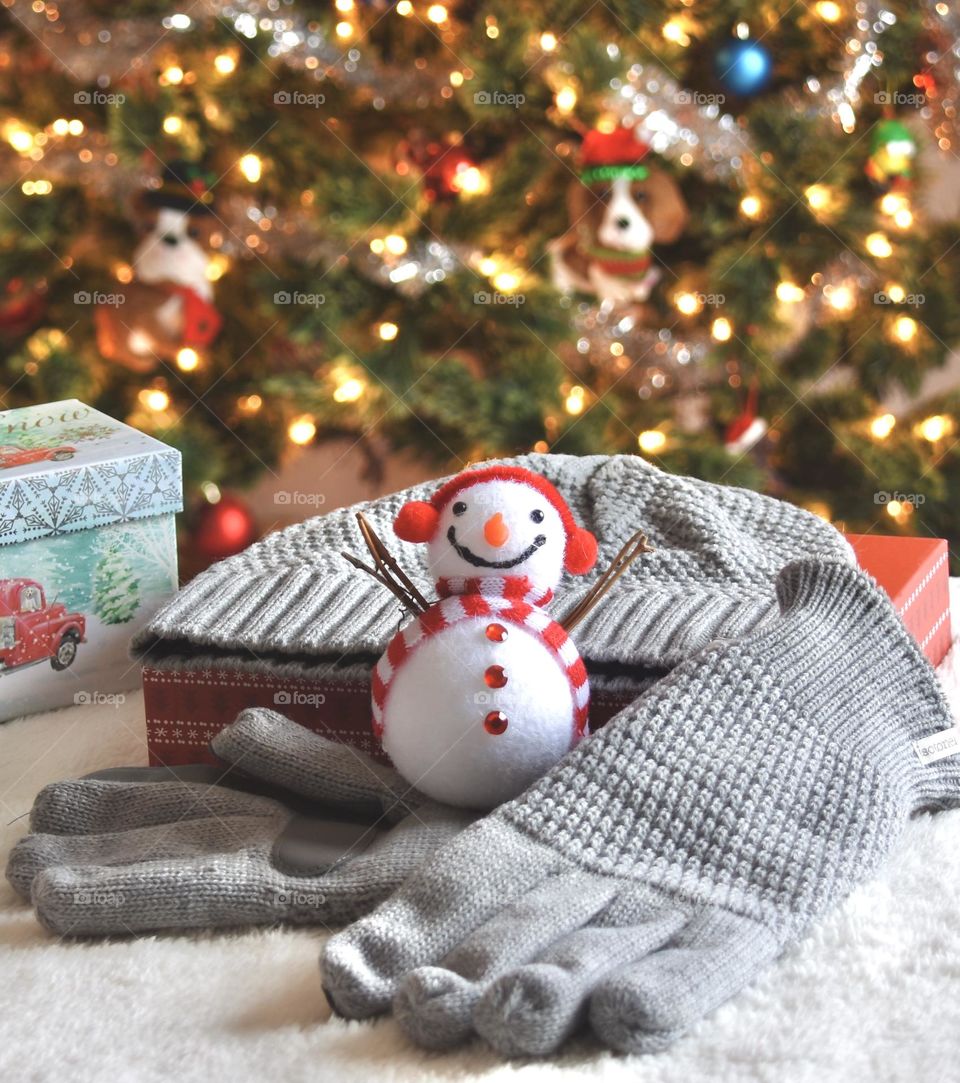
<box><xmin>560</xmin><ymin>529</ymin><xmax>654</xmax><ymax>633</ymax></box>
<box><xmin>341</xmin><ymin>512</ymin><xmax>431</xmax><ymax>617</ymax></box>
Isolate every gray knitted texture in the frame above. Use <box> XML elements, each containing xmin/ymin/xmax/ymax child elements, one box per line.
<box><xmin>133</xmin><ymin>453</ymin><xmax>854</xmax><ymax>669</ymax></box>
<box><xmin>6</xmin><ymin>709</ymin><xmax>474</xmax><ymax>935</ymax></box>
<box><xmin>320</xmin><ymin>559</ymin><xmax>960</xmax><ymax>1055</ymax></box>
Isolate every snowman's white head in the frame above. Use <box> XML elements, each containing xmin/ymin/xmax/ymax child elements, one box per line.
<box><xmin>394</xmin><ymin>465</ymin><xmax>598</xmax><ymax>595</ymax></box>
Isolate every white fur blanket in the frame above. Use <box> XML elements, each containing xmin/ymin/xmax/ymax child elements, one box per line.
<box><xmin>3</xmin><ymin>594</ymin><xmax>960</xmax><ymax>1083</ymax></box>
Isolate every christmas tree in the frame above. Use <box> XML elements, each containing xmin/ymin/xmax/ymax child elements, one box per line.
<box><xmin>93</xmin><ymin>543</ymin><xmax>141</xmax><ymax>624</ymax></box>
<box><xmin>1</xmin><ymin>1</ymin><xmax>959</xmax><ymax>551</ymax></box>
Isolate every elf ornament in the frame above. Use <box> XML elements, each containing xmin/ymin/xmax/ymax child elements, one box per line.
<box><xmin>865</xmin><ymin>119</ymin><xmax>917</xmax><ymax>192</ymax></box>
<box><xmin>345</xmin><ymin>466</ymin><xmax>651</xmax><ymax>809</ymax></box>
<box><xmin>95</xmin><ymin>161</ymin><xmax>223</xmax><ymax>372</ymax></box>
<box><xmin>549</xmin><ymin>127</ymin><xmax>688</xmax><ymax>305</ymax></box>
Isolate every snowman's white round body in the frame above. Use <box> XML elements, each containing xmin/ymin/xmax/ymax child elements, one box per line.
<box><xmin>374</xmin><ymin>596</ymin><xmax>589</xmax><ymax>809</ymax></box>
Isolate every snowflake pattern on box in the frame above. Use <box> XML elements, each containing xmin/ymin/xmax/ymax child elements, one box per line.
<box><xmin>0</xmin><ymin>398</ymin><xmax>183</xmax><ymax>546</ymax></box>
<box><xmin>0</xmin><ymin>450</ymin><xmax>181</xmax><ymax>545</ymax></box>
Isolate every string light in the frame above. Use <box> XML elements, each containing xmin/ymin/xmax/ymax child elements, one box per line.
<box><xmin>478</xmin><ymin>256</ymin><xmax>498</xmax><ymax>276</ymax></box>
<box><xmin>21</xmin><ymin>179</ymin><xmax>52</xmax><ymax>195</ymax></box>
<box><xmin>638</xmin><ymin>430</ymin><xmax>667</xmax><ymax>454</ymax></box>
<box><xmin>333</xmin><ymin>377</ymin><xmax>366</xmax><ymax>403</ymax></box>
<box><xmin>335</xmin><ymin>0</ymin><xmax>355</xmax><ymax>10</ymax></box>
<box><xmin>884</xmin><ymin>282</ymin><xmax>906</xmax><ymax>303</ymax></box>
<box><xmin>880</xmin><ymin>192</ymin><xmax>906</xmax><ymax>216</ymax></box>
<box><xmin>564</xmin><ymin>385</ymin><xmax>586</xmax><ymax>415</ymax></box>
<box><xmin>539</xmin><ymin>32</ymin><xmax>558</xmax><ymax>51</ymax></box>
<box><xmin>162</xmin><ymin>115</ymin><xmax>183</xmax><ymax>135</ymax></box>
<box><xmin>893</xmin><ymin>207</ymin><xmax>913</xmax><ymax>229</ymax></box>
<box><xmin>51</xmin><ymin>118</ymin><xmax>70</xmax><ymax>136</ymax></box>
<box><xmin>674</xmin><ymin>291</ymin><xmax>702</xmax><ymax>315</ymax></box>
<box><xmin>555</xmin><ymin>85</ymin><xmax>578</xmax><ymax>114</ymax></box>
<box><xmin>739</xmin><ymin>195</ymin><xmax>762</xmax><ymax>219</ymax></box>
<box><xmin>806</xmin><ymin>501</ymin><xmax>833</xmax><ymax>520</ymax></box>
<box><xmin>776</xmin><ymin>281</ymin><xmax>806</xmax><ymax>303</ymax></box>
<box><xmin>161</xmin><ymin>65</ymin><xmax>184</xmax><ymax>85</ymax></box>
<box><xmin>139</xmin><ymin>388</ymin><xmax>170</xmax><ymax>412</ymax></box>
<box><xmin>288</xmin><ymin>415</ymin><xmax>317</xmax><ymax>444</ymax></box>
<box><xmin>917</xmin><ymin>415</ymin><xmax>952</xmax><ymax>442</ymax></box>
<box><xmin>493</xmin><ymin>270</ymin><xmax>521</xmax><ymax>292</ymax></box>
<box><xmin>335</xmin><ymin>21</ymin><xmax>353</xmax><ymax>39</ymax></box>
<box><xmin>237</xmin><ymin>394</ymin><xmax>262</xmax><ymax>414</ymax></box>
<box><xmin>815</xmin><ymin>1</ymin><xmax>842</xmax><ymax>22</ymax></box>
<box><xmin>176</xmin><ymin>347</ymin><xmax>200</xmax><ymax>371</ymax></box>
<box><xmin>214</xmin><ymin>53</ymin><xmax>236</xmax><ymax>74</ymax></box>
<box><xmin>804</xmin><ymin>184</ymin><xmax>832</xmax><ymax>211</ymax></box>
<box><xmin>396</xmin><ymin>0</ymin><xmax>413</xmax><ymax>14</ymax></box>
<box><xmin>427</xmin><ymin>4</ymin><xmax>448</xmax><ymax>23</ymax></box>
<box><xmin>865</xmin><ymin>232</ymin><xmax>893</xmax><ymax>258</ymax></box>
<box><xmin>711</xmin><ymin>316</ymin><xmax>733</xmax><ymax>341</ymax></box>
<box><xmin>384</xmin><ymin>233</ymin><xmax>407</xmax><ymax>255</ymax></box>
<box><xmin>891</xmin><ymin>315</ymin><xmax>918</xmax><ymax>343</ymax></box>
<box><xmin>870</xmin><ymin>413</ymin><xmax>896</xmax><ymax>439</ymax></box>
<box><xmin>886</xmin><ymin>499</ymin><xmax>913</xmax><ymax>522</ymax></box>
<box><xmin>205</xmin><ymin>254</ymin><xmax>230</xmax><ymax>282</ymax></box>
<box><xmin>377</xmin><ymin>321</ymin><xmax>399</xmax><ymax>341</ymax></box>
<box><xmin>662</xmin><ymin>18</ymin><xmax>692</xmax><ymax>46</ymax></box>
<box><xmin>238</xmin><ymin>153</ymin><xmax>262</xmax><ymax>182</ymax></box>
<box><xmin>5</xmin><ymin>123</ymin><xmax>34</xmax><ymax>152</ymax></box>
<box><xmin>451</xmin><ymin>164</ymin><xmax>490</xmax><ymax>196</ymax></box>
<box><xmin>825</xmin><ymin>283</ymin><xmax>856</xmax><ymax>312</ymax></box>
<box><xmin>200</xmin><ymin>481</ymin><xmax>221</xmax><ymax>504</ymax></box>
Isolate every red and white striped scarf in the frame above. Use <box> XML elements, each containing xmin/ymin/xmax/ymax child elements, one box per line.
<box><xmin>373</xmin><ymin>586</ymin><xmax>589</xmax><ymax>741</ymax></box>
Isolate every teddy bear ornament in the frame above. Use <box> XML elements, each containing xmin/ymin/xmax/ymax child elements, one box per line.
<box><xmin>344</xmin><ymin>465</ymin><xmax>652</xmax><ymax>809</ymax></box>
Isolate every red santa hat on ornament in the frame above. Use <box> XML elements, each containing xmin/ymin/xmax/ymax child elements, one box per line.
<box><xmin>394</xmin><ymin>464</ymin><xmax>598</xmax><ymax>575</ymax></box>
<box><xmin>579</xmin><ymin>127</ymin><xmax>652</xmax><ymax>184</ymax></box>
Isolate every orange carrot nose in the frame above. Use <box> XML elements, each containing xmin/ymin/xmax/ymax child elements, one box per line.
<box><xmin>484</xmin><ymin>512</ymin><xmax>510</xmax><ymax>548</ymax></box>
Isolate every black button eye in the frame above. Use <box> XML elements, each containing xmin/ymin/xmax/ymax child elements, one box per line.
<box><xmin>530</xmin><ymin>509</ymin><xmax>544</xmax><ymax>523</ymax></box>
<box><xmin>452</xmin><ymin>501</ymin><xmax>467</xmax><ymax>516</ymax></box>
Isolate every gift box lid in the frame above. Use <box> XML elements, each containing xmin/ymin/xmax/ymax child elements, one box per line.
<box><xmin>0</xmin><ymin>399</ymin><xmax>182</xmax><ymax>546</ymax></box>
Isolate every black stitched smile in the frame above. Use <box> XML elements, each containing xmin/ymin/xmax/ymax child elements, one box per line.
<box><xmin>447</xmin><ymin>526</ymin><xmax>546</xmax><ymax>569</ymax></box>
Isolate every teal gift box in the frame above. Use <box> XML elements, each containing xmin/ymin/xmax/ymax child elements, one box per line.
<box><xmin>0</xmin><ymin>399</ymin><xmax>182</xmax><ymax>721</ymax></box>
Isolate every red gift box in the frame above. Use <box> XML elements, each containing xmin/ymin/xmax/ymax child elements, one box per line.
<box><xmin>845</xmin><ymin>533</ymin><xmax>951</xmax><ymax>667</ymax></box>
<box><xmin>142</xmin><ymin>659</ymin><xmax>637</xmax><ymax>768</ymax></box>
<box><xmin>143</xmin><ymin>533</ymin><xmax>952</xmax><ymax>767</ymax></box>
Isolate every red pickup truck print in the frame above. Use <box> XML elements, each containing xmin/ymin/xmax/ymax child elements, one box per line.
<box><xmin>0</xmin><ymin>579</ymin><xmax>86</xmax><ymax>673</ymax></box>
<box><xmin>0</xmin><ymin>444</ymin><xmax>76</xmax><ymax>469</ymax></box>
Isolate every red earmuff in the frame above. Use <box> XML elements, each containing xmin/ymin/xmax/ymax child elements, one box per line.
<box><xmin>564</xmin><ymin>528</ymin><xmax>598</xmax><ymax>575</ymax></box>
<box><xmin>394</xmin><ymin>500</ymin><xmax>440</xmax><ymax>543</ymax></box>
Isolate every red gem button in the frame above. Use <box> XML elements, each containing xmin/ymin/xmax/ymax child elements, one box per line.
<box><xmin>485</xmin><ymin>622</ymin><xmax>508</xmax><ymax>642</ymax></box>
<box><xmin>484</xmin><ymin>710</ymin><xmax>508</xmax><ymax>735</ymax></box>
<box><xmin>484</xmin><ymin>665</ymin><xmax>507</xmax><ymax>689</ymax></box>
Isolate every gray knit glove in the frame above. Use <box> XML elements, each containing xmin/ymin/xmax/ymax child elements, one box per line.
<box><xmin>6</xmin><ymin>709</ymin><xmax>474</xmax><ymax>936</ymax></box>
<box><xmin>320</xmin><ymin>559</ymin><xmax>960</xmax><ymax>1056</ymax></box>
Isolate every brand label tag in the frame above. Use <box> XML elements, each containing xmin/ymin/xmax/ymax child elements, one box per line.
<box><xmin>914</xmin><ymin>726</ymin><xmax>960</xmax><ymax>765</ymax></box>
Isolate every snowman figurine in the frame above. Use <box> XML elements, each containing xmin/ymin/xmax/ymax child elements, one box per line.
<box><xmin>369</xmin><ymin>465</ymin><xmax>600</xmax><ymax>809</ymax></box>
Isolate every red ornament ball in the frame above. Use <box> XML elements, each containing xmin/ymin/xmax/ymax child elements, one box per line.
<box><xmin>191</xmin><ymin>493</ymin><xmax>258</xmax><ymax>562</ymax></box>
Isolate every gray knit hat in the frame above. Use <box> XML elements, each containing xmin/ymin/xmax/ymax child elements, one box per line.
<box><xmin>134</xmin><ymin>453</ymin><xmax>854</xmax><ymax>669</ymax></box>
